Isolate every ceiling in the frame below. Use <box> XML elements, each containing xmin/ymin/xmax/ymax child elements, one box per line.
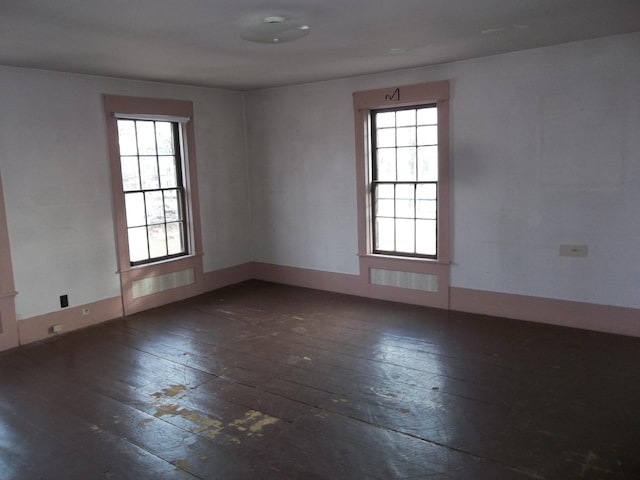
<box><xmin>1</xmin><ymin>0</ymin><xmax>639</xmax><ymax>91</ymax></box>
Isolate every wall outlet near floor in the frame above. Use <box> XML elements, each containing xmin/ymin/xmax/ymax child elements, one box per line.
<box><xmin>51</xmin><ymin>324</ymin><xmax>62</xmax><ymax>334</ymax></box>
<box><xmin>559</xmin><ymin>244</ymin><xmax>588</xmax><ymax>257</ymax></box>
<box><xmin>82</xmin><ymin>308</ymin><xmax>90</xmax><ymax>316</ymax></box>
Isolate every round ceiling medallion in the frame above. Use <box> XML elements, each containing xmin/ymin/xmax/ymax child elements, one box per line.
<box><xmin>241</xmin><ymin>15</ymin><xmax>310</xmax><ymax>44</ymax></box>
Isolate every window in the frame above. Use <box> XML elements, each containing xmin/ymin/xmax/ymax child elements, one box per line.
<box><xmin>104</xmin><ymin>95</ymin><xmax>203</xmax><ymax>314</ymax></box>
<box><xmin>353</xmin><ymin>81</ymin><xmax>450</xmax><ymax>263</ymax></box>
<box><xmin>116</xmin><ymin>119</ymin><xmax>187</xmax><ymax>264</ymax></box>
<box><xmin>371</xmin><ymin>104</ymin><xmax>439</xmax><ymax>257</ymax></box>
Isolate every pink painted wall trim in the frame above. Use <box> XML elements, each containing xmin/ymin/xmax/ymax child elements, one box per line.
<box><xmin>103</xmin><ymin>94</ymin><xmax>205</xmax><ymax>316</ymax></box>
<box><xmin>352</xmin><ymin>81</ymin><xmax>452</xmax><ymax>310</ymax></box>
<box><xmin>253</xmin><ymin>262</ymin><xmax>639</xmax><ymax>337</ymax></box>
<box><xmin>10</xmin><ymin>262</ymin><xmax>640</xmax><ymax>349</ymax></box>
<box><xmin>254</xmin><ymin>262</ymin><xmax>450</xmax><ymax>310</ymax></box>
<box><xmin>0</xmin><ymin>172</ymin><xmax>18</xmax><ymax>351</ymax></box>
<box><xmin>359</xmin><ymin>256</ymin><xmax>450</xmax><ymax>309</ymax></box>
<box><xmin>352</xmin><ymin>81</ymin><xmax>451</xmax><ymax>263</ymax></box>
<box><xmin>450</xmin><ymin>287</ymin><xmax>640</xmax><ymax>338</ymax></box>
<box><xmin>17</xmin><ymin>296</ymin><xmax>123</xmax><ymax>346</ymax></box>
<box><xmin>15</xmin><ymin>263</ymin><xmax>254</xmax><ymax>348</ymax></box>
<box><xmin>253</xmin><ymin>262</ymin><xmax>364</xmax><ymax>297</ymax></box>
<box><xmin>202</xmin><ymin>263</ymin><xmax>254</xmax><ymax>292</ymax></box>
<box><xmin>120</xmin><ymin>255</ymin><xmax>204</xmax><ymax>315</ymax></box>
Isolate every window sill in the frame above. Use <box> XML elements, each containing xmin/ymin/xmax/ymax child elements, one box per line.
<box><xmin>357</xmin><ymin>253</ymin><xmax>450</xmax><ymax>266</ymax></box>
<box><xmin>118</xmin><ymin>252</ymin><xmax>204</xmax><ymax>274</ymax></box>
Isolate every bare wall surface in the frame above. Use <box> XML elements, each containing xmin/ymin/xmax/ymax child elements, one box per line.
<box><xmin>246</xmin><ymin>83</ymin><xmax>359</xmax><ymax>275</ymax></box>
<box><xmin>0</xmin><ymin>67</ymin><xmax>250</xmax><ymax>320</ymax></box>
<box><xmin>1</xmin><ymin>32</ymin><xmax>638</xmax><ymax>335</ymax></box>
<box><xmin>245</xmin><ymin>33</ymin><xmax>640</xmax><ymax>309</ymax></box>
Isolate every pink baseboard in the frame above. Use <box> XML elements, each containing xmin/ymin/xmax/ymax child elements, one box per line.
<box><xmin>14</xmin><ymin>264</ymin><xmax>254</xmax><ymax>348</ymax></box>
<box><xmin>18</xmin><ymin>296</ymin><xmax>123</xmax><ymax>346</ymax></box>
<box><xmin>253</xmin><ymin>262</ymin><xmax>639</xmax><ymax>338</ymax></box>
<box><xmin>253</xmin><ymin>262</ymin><xmax>449</xmax><ymax>310</ymax></box>
<box><xmin>202</xmin><ymin>263</ymin><xmax>254</xmax><ymax>292</ymax></box>
<box><xmin>0</xmin><ymin>294</ymin><xmax>19</xmax><ymax>351</ymax></box>
<box><xmin>253</xmin><ymin>262</ymin><xmax>365</xmax><ymax>297</ymax></box>
<box><xmin>13</xmin><ymin>263</ymin><xmax>640</xmax><ymax>348</ymax></box>
<box><xmin>450</xmin><ymin>287</ymin><xmax>640</xmax><ymax>338</ymax></box>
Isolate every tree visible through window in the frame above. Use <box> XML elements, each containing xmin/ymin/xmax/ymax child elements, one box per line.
<box><xmin>371</xmin><ymin>104</ymin><xmax>439</xmax><ymax>258</ymax></box>
<box><xmin>116</xmin><ymin>119</ymin><xmax>187</xmax><ymax>264</ymax></box>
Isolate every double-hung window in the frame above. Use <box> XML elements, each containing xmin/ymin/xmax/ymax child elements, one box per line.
<box><xmin>117</xmin><ymin>119</ymin><xmax>187</xmax><ymax>264</ymax></box>
<box><xmin>104</xmin><ymin>95</ymin><xmax>203</xmax><ymax>315</ymax></box>
<box><xmin>353</xmin><ymin>81</ymin><xmax>450</xmax><ymax>264</ymax></box>
<box><xmin>371</xmin><ymin>104</ymin><xmax>439</xmax><ymax>258</ymax></box>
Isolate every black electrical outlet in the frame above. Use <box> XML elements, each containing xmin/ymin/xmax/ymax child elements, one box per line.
<box><xmin>60</xmin><ymin>294</ymin><xmax>69</xmax><ymax>308</ymax></box>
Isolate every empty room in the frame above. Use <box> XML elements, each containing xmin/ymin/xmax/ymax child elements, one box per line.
<box><xmin>1</xmin><ymin>1</ymin><xmax>640</xmax><ymax>478</ymax></box>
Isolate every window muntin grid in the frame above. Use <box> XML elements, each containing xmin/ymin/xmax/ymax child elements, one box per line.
<box><xmin>117</xmin><ymin>119</ymin><xmax>187</xmax><ymax>265</ymax></box>
<box><xmin>371</xmin><ymin>104</ymin><xmax>438</xmax><ymax>258</ymax></box>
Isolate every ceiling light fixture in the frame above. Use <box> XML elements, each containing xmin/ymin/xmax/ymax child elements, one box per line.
<box><xmin>241</xmin><ymin>15</ymin><xmax>310</xmax><ymax>44</ymax></box>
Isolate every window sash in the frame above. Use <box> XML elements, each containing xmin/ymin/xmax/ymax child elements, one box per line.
<box><xmin>371</xmin><ymin>181</ymin><xmax>438</xmax><ymax>258</ymax></box>
<box><xmin>370</xmin><ymin>104</ymin><xmax>439</xmax><ymax>259</ymax></box>
<box><xmin>116</xmin><ymin>119</ymin><xmax>189</xmax><ymax>266</ymax></box>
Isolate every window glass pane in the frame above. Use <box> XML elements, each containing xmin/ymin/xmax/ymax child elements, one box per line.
<box><xmin>364</xmin><ymin>96</ymin><xmax>445</xmax><ymax>260</ymax></box>
<box><xmin>395</xmin><ymin>219</ymin><xmax>415</xmax><ymax>253</ymax></box>
<box><xmin>375</xmin><ymin>217</ymin><xmax>394</xmax><ymax>251</ymax></box>
<box><xmin>136</xmin><ymin>121</ymin><xmax>157</xmax><ymax>155</ymax></box>
<box><xmin>139</xmin><ymin>156</ymin><xmax>160</xmax><ymax>189</ymax></box>
<box><xmin>124</xmin><ymin>192</ymin><xmax>145</xmax><ymax>227</ymax></box>
<box><xmin>128</xmin><ymin>226</ymin><xmax>149</xmax><ymax>262</ymax></box>
<box><xmin>114</xmin><ymin>115</ymin><xmax>190</xmax><ymax>265</ymax></box>
<box><xmin>155</xmin><ymin>122</ymin><xmax>175</xmax><ymax>155</ymax></box>
<box><xmin>396</xmin><ymin>109</ymin><xmax>415</xmax><ymax>127</ymax></box>
<box><xmin>117</xmin><ymin>120</ymin><xmax>137</xmax><ymax>155</ymax></box>
<box><xmin>376</xmin><ymin>128</ymin><xmax>395</xmax><ymax>148</ymax></box>
<box><xmin>417</xmin><ymin>199</ymin><xmax>437</xmax><ymax>219</ymax></box>
<box><xmin>396</xmin><ymin>147</ymin><xmax>416</xmax><ymax>181</ymax></box>
<box><xmin>418</xmin><ymin>146</ymin><xmax>438</xmax><ymax>181</ymax></box>
<box><xmin>159</xmin><ymin>156</ymin><xmax>178</xmax><ymax>188</ymax></box>
<box><xmin>377</xmin><ymin>183</ymin><xmax>394</xmax><ymax>200</ymax></box>
<box><xmin>164</xmin><ymin>190</ymin><xmax>181</xmax><ymax>222</ymax></box>
<box><xmin>395</xmin><ymin>184</ymin><xmax>415</xmax><ymax>219</ymax></box>
<box><xmin>416</xmin><ymin>219</ymin><xmax>437</xmax><ymax>255</ymax></box>
<box><xmin>376</xmin><ymin>148</ymin><xmax>396</xmax><ymax>181</ymax></box>
<box><xmin>145</xmin><ymin>191</ymin><xmax>164</xmax><ymax>225</ymax></box>
<box><xmin>375</xmin><ymin>187</ymin><xmax>395</xmax><ymax>217</ymax></box>
<box><xmin>417</xmin><ymin>183</ymin><xmax>437</xmax><ymax>201</ymax></box>
<box><xmin>396</xmin><ymin>127</ymin><xmax>416</xmax><ymax>147</ymax></box>
<box><xmin>120</xmin><ymin>156</ymin><xmax>140</xmax><ymax>191</ymax></box>
<box><xmin>375</xmin><ymin>112</ymin><xmax>395</xmax><ymax>128</ymax></box>
<box><xmin>148</xmin><ymin>224</ymin><xmax>167</xmax><ymax>258</ymax></box>
<box><xmin>167</xmin><ymin>222</ymin><xmax>185</xmax><ymax>255</ymax></box>
<box><xmin>417</xmin><ymin>107</ymin><xmax>437</xmax><ymax>125</ymax></box>
<box><xmin>418</xmin><ymin>125</ymin><xmax>437</xmax><ymax>145</ymax></box>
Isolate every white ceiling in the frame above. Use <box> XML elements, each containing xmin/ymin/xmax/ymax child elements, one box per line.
<box><xmin>1</xmin><ymin>0</ymin><xmax>639</xmax><ymax>91</ymax></box>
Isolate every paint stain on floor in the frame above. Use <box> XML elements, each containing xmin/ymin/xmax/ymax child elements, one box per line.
<box><xmin>152</xmin><ymin>384</ymin><xmax>187</xmax><ymax>398</ymax></box>
<box><xmin>153</xmin><ymin>402</ymin><xmax>224</xmax><ymax>440</ymax></box>
<box><xmin>229</xmin><ymin>410</ymin><xmax>280</xmax><ymax>436</ymax></box>
<box><xmin>150</xmin><ymin>386</ymin><xmax>280</xmax><ymax>445</ymax></box>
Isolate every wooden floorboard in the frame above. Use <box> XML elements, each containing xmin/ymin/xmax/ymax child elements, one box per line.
<box><xmin>1</xmin><ymin>280</ymin><xmax>639</xmax><ymax>479</ymax></box>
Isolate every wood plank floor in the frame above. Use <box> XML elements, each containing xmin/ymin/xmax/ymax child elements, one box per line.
<box><xmin>1</xmin><ymin>280</ymin><xmax>639</xmax><ymax>479</ymax></box>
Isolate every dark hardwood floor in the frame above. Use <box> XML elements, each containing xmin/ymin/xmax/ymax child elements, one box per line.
<box><xmin>1</xmin><ymin>280</ymin><xmax>639</xmax><ymax>479</ymax></box>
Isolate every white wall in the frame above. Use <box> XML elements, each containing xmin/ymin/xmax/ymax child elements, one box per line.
<box><xmin>2</xmin><ymin>32</ymin><xmax>638</xmax><ymax>324</ymax></box>
<box><xmin>0</xmin><ymin>66</ymin><xmax>250</xmax><ymax>319</ymax></box>
<box><xmin>245</xmin><ymin>33</ymin><xmax>640</xmax><ymax>309</ymax></box>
